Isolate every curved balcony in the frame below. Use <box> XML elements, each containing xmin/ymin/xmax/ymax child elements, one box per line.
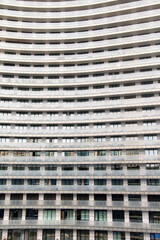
<box><xmin>1</xmin><ymin>20</ymin><xmax>160</xmax><ymax>43</ymax></box>
<box><xmin>0</xmin><ymin>84</ymin><xmax>159</xmax><ymax>99</ymax></box>
<box><xmin>0</xmin><ymin>154</ymin><xmax>159</xmax><ymax>164</ymax></box>
<box><xmin>0</xmin><ymin>169</ymin><xmax>160</xmax><ymax>178</ymax></box>
<box><xmin>0</xmin><ymin>97</ymin><xmax>159</xmax><ymax>112</ymax></box>
<box><xmin>1</xmin><ymin>45</ymin><xmax>160</xmax><ymax>65</ymax></box>
<box><xmin>1</xmin><ymin>9</ymin><xmax>160</xmax><ymax>31</ymax></box>
<box><xmin>1</xmin><ymin>32</ymin><xmax>160</xmax><ymax>53</ymax></box>
<box><xmin>0</xmin><ymin>0</ymin><xmax>158</xmax><ymax>20</ymax></box>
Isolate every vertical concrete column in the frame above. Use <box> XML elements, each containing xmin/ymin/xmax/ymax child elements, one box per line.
<box><xmin>22</xmin><ymin>209</ymin><xmax>26</xmax><ymax>220</ymax></box>
<box><xmin>125</xmin><ymin>232</ymin><xmax>130</xmax><ymax>240</ymax></box>
<box><xmin>55</xmin><ymin>229</ymin><xmax>60</xmax><ymax>240</ymax></box>
<box><xmin>107</xmin><ymin>210</ymin><xmax>112</xmax><ymax>223</ymax></box>
<box><xmin>5</xmin><ymin>194</ymin><xmax>10</xmax><ymax>204</ymax></box>
<box><xmin>2</xmin><ymin>230</ymin><xmax>8</xmax><ymax>240</ymax></box>
<box><xmin>4</xmin><ymin>209</ymin><xmax>9</xmax><ymax>220</ymax></box>
<box><xmin>143</xmin><ymin>211</ymin><xmax>149</xmax><ymax>223</ymax></box>
<box><xmin>38</xmin><ymin>209</ymin><xmax>43</xmax><ymax>221</ymax></box>
<box><xmin>89</xmin><ymin>230</ymin><xmax>94</xmax><ymax>240</ymax></box>
<box><xmin>89</xmin><ymin>194</ymin><xmax>94</xmax><ymax>206</ymax></box>
<box><xmin>107</xmin><ymin>194</ymin><xmax>112</xmax><ymax>206</ymax></box>
<box><xmin>108</xmin><ymin>231</ymin><xmax>113</xmax><ymax>240</ymax></box>
<box><xmin>56</xmin><ymin>209</ymin><xmax>61</xmax><ymax>221</ymax></box>
<box><xmin>89</xmin><ymin>209</ymin><xmax>94</xmax><ymax>222</ymax></box>
<box><xmin>144</xmin><ymin>233</ymin><xmax>150</xmax><ymax>240</ymax></box>
<box><xmin>73</xmin><ymin>230</ymin><xmax>77</xmax><ymax>240</ymax></box>
<box><xmin>125</xmin><ymin>210</ymin><xmax>129</xmax><ymax>223</ymax></box>
<box><xmin>124</xmin><ymin>195</ymin><xmax>128</xmax><ymax>206</ymax></box>
<box><xmin>37</xmin><ymin>229</ymin><xmax>43</xmax><ymax>240</ymax></box>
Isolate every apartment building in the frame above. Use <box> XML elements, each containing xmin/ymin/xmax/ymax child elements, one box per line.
<box><xmin>0</xmin><ymin>0</ymin><xmax>160</xmax><ymax>240</ymax></box>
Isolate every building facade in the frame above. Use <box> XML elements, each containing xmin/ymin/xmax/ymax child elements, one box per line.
<box><xmin>0</xmin><ymin>0</ymin><xmax>160</xmax><ymax>240</ymax></box>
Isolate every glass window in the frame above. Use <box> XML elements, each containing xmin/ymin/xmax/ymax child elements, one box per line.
<box><xmin>150</xmin><ymin>233</ymin><xmax>160</xmax><ymax>240</ymax></box>
<box><xmin>26</xmin><ymin>209</ymin><xmax>38</xmax><ymax>220</ymax></box>
<box><xmin>11</xmin><ymin>179</ymin><xmax>24</xmax><ymax>185</ymax></box>
<box><xmin>76</xmin><ymin>210</ymin><xmax>89</xmax><ymax>221</ymax></box>
<box><xmin>113</xmin><ymin>210</ymin><xmax>124</xmax><ymax>222</ymax></box>
<box><xmin>8</xmin><ymin>230</ymin><xmax>25</xmax><ymax>240</ymax></box>
<box><xmin>27</xmin><ymin>179</ymin><xmax>40</xmax><ymax>185</ymax></box>
<box><xmin>94</xmin><ymin>210</ymin><xmax>107</xmax><ymax>221</ymax></box>
<box><xmin>147</xmin><ymin>179</ymin><xmax>160</xmax><ymax>186</ymax></box>
<box><xmin>149</xmin><ymin>212</ymin><xmax>160</xmax><ymax>223</ymax></box>
<box><xmin>43</xmin><ymin>210</ymin><xmax>56</xmax><ymax>220</ymax></box>
<box><xmin>129</xmin><ymin>211</ymin><xmax>142</xmax><ymax>222</ymax></box>
<box><xmin>128</xmin><ymin>195</ymin><xmax>141</xmax><ymax>201</ymax></box>
<box><xmin>113</xmin><ymin>232</ymin><xmax>125</xmax><ymax>240</ymax></box>
<box><xmin>94</xmin><ymin>179</ymin><xmax>106</xmax><ymax>186</ymax></box>
<box><xmin>128</xmin><ymin>179</ymin><xmax>140</xmax><ymax>186</ymax></box>
<box><xmin>0</xmin><ymin>164</ymin><xmax>7</xmax><ymax>170</ymax></box>
<box><xmin>0</xmin><ymin>179</ymin><xmax>6</xmax><ymax>185</ymax></box>
<box><xmin>95</xmin><ymin>231</ymin><xmax>107</xmax><ymax>240</ymax></box>
<box><xmin>130</xmin><ymin>232</ymin><xmax>143</xmax><ymax>240</ymax></box>
<box><xmin>77</xmin><ymin>230</ymin><xmax>89</xmax><ymax>240</ymax></box>
<box><xmin>28</xmin><ymin>230</ymin><xmax>37</xmax><ymax>240</ymax></box>
<box><xmin>43</xmin><ymin>229</ymin><xmax>55</xmax><ymax>240</ymax></box>
<box><xmin>112</xmin><ymin>179</ymin><xmax>123</xmax><ymax>185</ymax></box>
<box><xmin>61</xmin><ymin>210</ymin><xmax>73</xmax><ymax>220</ymax></box>
<box><xmin>45</xmin><ymin>165</ymin><xmax>57</xmax><ymax>171</ymax></box>
<box><xmin>61</xmin><ymin>230</ymin><xmax>73</xmax><ymax>240</ymax></box>
<box><xmin>9</xmin><ymin>209</ymin><xmax>22</xmax><ymax>220</ymax></box>
<box><xmin>61</xmin><ymin>179</ymin><xmax>74</xmax><ymax>185</ymax></box>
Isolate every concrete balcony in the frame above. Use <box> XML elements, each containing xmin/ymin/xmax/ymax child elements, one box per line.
<box><xmin>0</xmin><ymin>139</ymin><xmax>159</xmax><ymax>151</ymax></box>
<box><xmin>0</xmin><ymin>83</ymin><xmax>159</xmax><ymax>99</ymax></box>
<box><xmin>1</xmin><ymin>20</ymin><xmax>160</xmax><ymax>42</ymax></box>
<box><xmin>0</xmin><ymin>185</ymin><xmax>160</xmax><ymax>193</ymax></box>
<box><xmin>0</xmin><ymin>154</ymin><xmax>159</xmax><ymax>164</ymax></box>
<box><xmin>1</xmin><ymin>200</ymin><xmax>160</xmax><ymax>211</ymax></box>
<box><xmin>1</xmin><ymin>31</ymin><xmax>160</xmax><ymax>52</ymax></box>
<box><xmin>0</xmin><ymin>169</ymin><xmax>160</xmax><ymax>178</ymax></box>
<box><xmin>0</xmin><ymin>96</ymin><xmax>159</xmax><ymax>112</ymax></box>
<box><xmin>0</xmin><ymin>124</ymin><xmax>159</xmax><ymax>136</ymax></box>
<box><xmin>0</xmin><ymin>0</ymin><xmax>158</xmax><ymax>20</ymax></box>
<box><xmin>0</xmin><ymin>219</ymin><xmax>160</xmax><ymax>232</ymax></box>
<box><xmin>0</xmin><ymin>9</ymin><xmax>159</xmax><ymax>31</ymax></box>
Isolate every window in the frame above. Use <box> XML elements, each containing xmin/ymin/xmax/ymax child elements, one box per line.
<box><xmin>147</xmin><ymin>179</ymin><xmax>160</xmax><ymax>186</ymax></box>
<box><xmin>11</xmin><ymin>179</ymin><xmax>24</xmax><ymax>185</ymax></box>
<box><xmin>111</xmin><ymin>164</ymin><xmax>123</xmax><ymax>171</ymax></box>
<box><xmin>150</xmin><ymin>233</ymin><xmax>160</xmax><ymax>240</ymax></box>
<box><xmin>128</xmin><ymin>195</ymin><xmax>141</xmax><ymax>201</ymax></box>
<box><xmin>146</xmin><ymin>164</ymin><xmax>159</xmax><ymax>170</ymax></box>
<box><xmin>95</xmin><ymin>231</ymin><xmax>107</xmax><ymax>240</ymax></box>
<box><xmin>128</xmin><ymin>179</ymin><xmax>140</xmax><ymax>186</ymax></box>
<box><xmin>27</xmin><ymin>179</ymin><xmax>40</xmax><ymax>185</ymax></box>
<box><xmin>110</xmin><ymin>150</ymin><xmax>122</xmax><ymax>156</ymax></box>
<box><xmin>0</xmin><ymin>164</ymin><xmax>7</xmax><ymax>170</ymax></box>
<box><xmin>112</xmin><ymin>195</ymin><xmax>124</xmax><ymax>201</ymax></box>
<box><xmin>113</xmin><ymin>232</ymin><xmax>125</xmax><ymax>240</ymax></box>
<box><xmin>61</xmin><ymin>230</ymin><xmax>73</xmax><ymax>240</ymax></box>
<box><xmin>43</xmin><ymin>230</ymin><xmax>55</xmax><ymax>240</ymax></box>
<box><xmin>61</xmin><ymin>179</ymin><xmax>74</xmax><ymax>185</ymax></box>
<box><xmin>26</xmin><ymin>209</ymin><xmax>38</xmax><ymax>220</ymax></box>
<box><xmin>94</xmin><ymin>179</ymin><xmax>106</xmax><ymax>185</ymax></box>
<box><xmin>94</xmin><ymin>151</ymin><xmax>106</xmax><ymax>156</ymax></box>
<box><xmin>61</xmin><ymin>210</ymin><xmax>73</xmax><ymax>220</ymax></box>
<box><xmin>0</xmin><ymin>179</ymin><xmax>6</xmax><ymax>185</ymax></box>
<box><xmin>129</xmin><ymin>211</ymin><xmax>142</xmax><ymax>222</ymax></box>
<box><xmin>9</xmin><ymin>209</ymin><xmax>22</xmax><ymax>220</ymax></box>
<box><xmin>149</xmin><ymin>212</ymin><xmax>160</xmax><ymax>223</ymax></box>
<box><xmin>94</xmin><ymin>165</ymin><xmax>106</xmax><ymax>171</ymax></box>
<box><xmin>45</xmin><ymin>165</ymin><xmax>57</xmax><ymax>171</ymax></box>
<box><xmin>112</xmin><ymin>180</ymin><xmax>123</xmax><ymax>185</ymax></box>
<box><xmin>145</xmin><ymin>149</ymin><xmax>158</xmax><ymax>155</ymax></box>
<box><xmin>43</xmin><ymin>210</ymin><xmax>56</xmax><ymax>220</ymax></box>
<box><xmin>113</xmin><ymin>210</ymin><xmax>124</xmax><ymax>222</ymax></box>
<box><xmin>126</xmin><ymin>150</ymin><xmax>139</xmax><ymax>155</ymax></box>
<box><xmin>76</xmin><ymin>210</ymin><xmax>89</xmax><ymax>221</ymax></box>
<box><xmin>127</xmin><ymin>164</ymin><xmax>140</xmax><ymax>170</ymax></box>
<box><xmin>94</xmin><ymin>210</ymin><xmax>107</xmax><ymax>221</ymax></box>
<box><xmin>77</xmin><ymin>230</ymin><xmax>89</xmax><ymax>240</ymax></box>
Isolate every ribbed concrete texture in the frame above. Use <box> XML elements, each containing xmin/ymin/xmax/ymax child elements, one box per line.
<box><xmin>0</xmin><ymin>0</ymin><xmax>160</xmax><ymax>240</ymax></box>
